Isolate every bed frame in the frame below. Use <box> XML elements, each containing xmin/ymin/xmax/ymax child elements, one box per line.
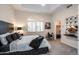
<box><xmin>0</xmin><ymin>47</ymin><xmax>49</xmax><ymax>55</ymax></box>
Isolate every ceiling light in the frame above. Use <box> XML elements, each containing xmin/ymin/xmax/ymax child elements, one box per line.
<box><xmin>41</xmin><ymin>4</ymin><xmax>46</xmax><ymax>6</ymax></box>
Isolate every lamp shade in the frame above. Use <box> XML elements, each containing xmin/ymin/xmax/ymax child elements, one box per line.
<box><xmin>17</xmin><ymin>27</ymin><xmax>22</xmax><ymax>30</ymax></box>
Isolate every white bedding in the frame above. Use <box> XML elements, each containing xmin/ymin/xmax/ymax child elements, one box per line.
<box><xmin>10</xmin><ymin>35</ymin><xmax>51</xmax><ymax>52</ymax></box>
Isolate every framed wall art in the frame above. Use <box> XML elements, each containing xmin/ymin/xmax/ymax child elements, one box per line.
<box><xmin>45</xmin><ymin>22</ymin><xmax>51</xmax><ymax>29</ymax></box>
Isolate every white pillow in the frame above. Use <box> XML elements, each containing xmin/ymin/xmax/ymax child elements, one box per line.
<box><xmin>0</xmin><ymin>33</ymin><xmax>11</xmax><ymax>45</ymax></box>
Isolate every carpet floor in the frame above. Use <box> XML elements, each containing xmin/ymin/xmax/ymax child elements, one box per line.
<box><xmin>46</xmin><ymin>39</ymin><xmax>77</xmax><ymax>55</ymax></box>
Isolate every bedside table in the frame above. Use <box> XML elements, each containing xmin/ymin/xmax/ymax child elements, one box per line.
<box><xmin>19</xmin><ymin>33</ymin><xmax>23</xmax><ymax>36</ymax></box>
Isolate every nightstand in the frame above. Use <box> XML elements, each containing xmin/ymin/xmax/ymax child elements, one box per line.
<box><xmin>19</xmin><ymin>33</ymin><xmax>23</xmax><ymax>36</ymax></box>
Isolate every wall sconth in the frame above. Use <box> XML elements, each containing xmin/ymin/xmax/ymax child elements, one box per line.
<box><xmin>17</xmin><ymin>27</ymin><xmax>22</xmax><ymax>33</ymax></box>
<box><xmin>17</xmin><ymin>27</ymin><xmax>22</xmax><ymax>30</ymax></box>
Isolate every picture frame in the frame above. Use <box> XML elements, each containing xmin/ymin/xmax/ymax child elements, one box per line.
<box><xmin>45</xmin><ymin>22</ymin><xmax>51</xmax><ymax>29</ymax></box>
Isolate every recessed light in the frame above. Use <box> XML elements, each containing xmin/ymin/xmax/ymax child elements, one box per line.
<box><xmin>41</xmin><ymin>4</ymin><xmax>46</xmax><ymax>6</ymax></box>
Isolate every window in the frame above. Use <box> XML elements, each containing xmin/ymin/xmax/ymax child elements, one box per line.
<box><xmin>27</xmin><ymin>22</ymin><xmax>44</xmax><ymax>32</ymax></box>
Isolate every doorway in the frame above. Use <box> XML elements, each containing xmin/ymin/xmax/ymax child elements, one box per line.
<box><xmin>55</xmin><ymin>20</ymin><xmax>61</xmax><ymax>39</ymax></box>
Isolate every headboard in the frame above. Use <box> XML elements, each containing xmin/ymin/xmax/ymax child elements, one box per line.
<box><xmin>0</xmin><ymin>21</ymin><xmax>14</xmax><ymax>35</ymax></box>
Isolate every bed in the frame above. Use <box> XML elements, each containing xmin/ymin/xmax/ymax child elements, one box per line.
<box><xmin>0</xmin><ymin>21</ymin><xmax>51</xmax><ymax>55</ymax></box>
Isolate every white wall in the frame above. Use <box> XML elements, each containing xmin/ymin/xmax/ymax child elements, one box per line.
<box><xmin>0</xmin><ymin>4</ymin><xmax>16</xmax><ymax>24</ymax></box>
<box><xmin>14</xmin><ymin>11</ymin><xmax>53</xmax><ymax>36</ymax></box>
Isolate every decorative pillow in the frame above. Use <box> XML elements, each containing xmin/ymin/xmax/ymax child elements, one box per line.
<box><xmin>11</xmin><ymin>33</ymin><xmax>20</xmax><ymax>40</ymax></box>
<box><xmin>0</xmin><ymin>33</ymin><xmax>10</xmax><ymax>45</ymax></box>
<box><xmin>29</xmin><ymin>36</ymin><xmax>44</xmax><ymax>49</ymax></box>
<box><xmin>6</xmin><ymin>34</ymin><xmax>13</xmax><ymax>44</ymax></box>
<box><xmin>0</xmin><ymin>40</ymin><xmax>3</xmax><ymax>47</ymax></box>
<box><xmin>15</xmin><ymin>33</ymin><xmax>21</xmax><ymax>39</ymax></box>
<box><xmin>0</xmin><ymin>37</ymin><xmax>8</xmax><ymax>45</ymax></box>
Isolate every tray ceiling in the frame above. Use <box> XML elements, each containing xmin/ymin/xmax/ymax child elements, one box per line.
<box><xmin>12</xmin><ymin>4</ymin><xmax>61</xmax><ymax>14</ymax></box>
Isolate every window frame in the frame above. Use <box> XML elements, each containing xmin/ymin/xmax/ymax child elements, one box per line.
<box><xmin>27</xmin><ymin>21</ymin><xmax>44</xmax><ymax>32</ymax></box>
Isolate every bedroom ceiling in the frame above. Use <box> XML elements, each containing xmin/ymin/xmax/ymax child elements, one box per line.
<box><xmin>12</xmin><ymin>4</ymin><xmax>61</xmax><ymax>14</ymax></box>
